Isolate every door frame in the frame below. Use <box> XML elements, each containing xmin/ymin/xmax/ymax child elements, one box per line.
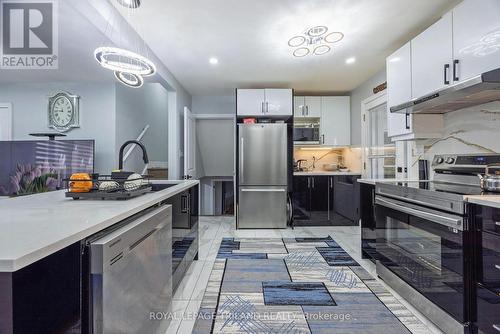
<box><xmin>0</xmin><ymin>103</ymin><xmax>13</xmax><ymax>141</ymax></box>
<box><xmin>361</xmin><ymin>91</ymin><xmax>387</xmax><ymax>179</ymax></box>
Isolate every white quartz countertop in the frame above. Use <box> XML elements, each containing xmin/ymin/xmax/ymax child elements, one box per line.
<box><xmin>465</xmin><ymin>195</ymin><xmax>500</xmax><ymax>209</ymax></box>
<box><xmin>294</xmin><ymin>171</ymin><xmax>361</xmax><ymax>176</ymax></box>
<box><xmin>0</xmin><ymin>180</ymin><xmax>199</xmax><ymax>272</ymax></box>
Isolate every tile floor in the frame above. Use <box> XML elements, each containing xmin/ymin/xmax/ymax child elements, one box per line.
<box><xmin>165</xmin><ymin>216</ymin><xmax>445</xmax><ymax>334</ymax></box>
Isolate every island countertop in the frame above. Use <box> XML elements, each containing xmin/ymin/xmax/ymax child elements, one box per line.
<box><xmin>0</xmin><ymin>180</ymin><xmax>199</xmax><ymax>272</ymax></box>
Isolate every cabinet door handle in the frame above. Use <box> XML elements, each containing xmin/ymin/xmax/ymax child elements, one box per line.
<box><xmin>262</xmin><ymin>102</ymin><xmax>265</xmax><ymax>114</ymax></box>
<box><xmin>306</xmin><ymin>105</ymin><xmax>309</xmax><ymax>116</ymax></box>
<box><xmin>444</xmin><ymin>64</ymin><xmax>450</xmax><ymax>85</ymax></box>
<box><xmin>266</xmin><ymin>102</ymin><xmax>269</xmax><ymax>113</ymax></box>
<box><xmin>405</xmin><ymin>114</ymin><xmax>410</xmax><ymax>130</ymax></box>
<box><xmin>453</xmin><ymin>59</ymin><xmax>460</xmax><ymax>82</ymax></box>
<box><xmin>493</xmin><ymin>324</ymin><xmax>500</xmax><ymax>332</ymax></box>
<box><xmin>312</xmin><ymin>177</ymin><xmax>315</xmax><ymax>188</ymax></box>
<box><xmin>307</xmin><ymin>177</ymin><xmax>310</xmax><ymax>188</ymax></box>
<box><xmin>322</xmin><ymin>134</ymin><xmax>325</xmax><ymax>144</ymax></box>
<box><xmin>495</xmin><ymin>264</ymin><xmax>500</xmax><ymax>270</ymax></box>
<box><xmin>330</xmin><ymin>177</ymin><xmax>333</xmax><ymax>188</ymax></box>
<box><xmin>494</xmin><ymin>221</ymin><xmax>500</xmax><ymax>226</ymax></box>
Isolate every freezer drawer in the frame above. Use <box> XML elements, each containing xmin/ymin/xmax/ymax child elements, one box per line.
<box><xmin>238</xmin><ymin>123</ymin><xmax>287</xmax><ymax>186</ymax></box>
<box><xmin>238</xmin><ymin>186</ymin><xmax>287</xmax><ymax>228</ymax></box>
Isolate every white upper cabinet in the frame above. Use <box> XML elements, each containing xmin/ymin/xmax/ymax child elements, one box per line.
<box><xmin>321</xmin><ymin>96</ymin><xmax>350</xmax><ymax>146</ymax></box>
<box><xmin>411</xmin><ymin>12</ymin><xmax>453</xmax><ymax>99</ymax></box>
<box><xmin>387</xmin><ymin>43</ymin><xmax>444</xmax><ymax>140</ymax></box>
<box><xmin>237</xmin><ymin>89</ymin><xmax>266</xmax><ymax>116</ymax></box>
<box><xmin>452</xmin><ymin>0</ymin><xmax>500</xmax><ymax>83</ymax></box>
<box><xmin>237</xmin><ymin>89</ymin><xmax>292</xmax><ymax>116</ymax></box>
<box><xmin>304</xmin><ymin>97</ymin><xmax>322</xmax><ymax>118</ymax></box>
<box><xmin>264</xmin><ymin>89</ymin><xmax>293</xmax><ymax>116</ymax></box>
<box><xmin>387</xmin><ymin>42</ymin><xmax>413</xmax><ymax>138</ymax></box>
<box><xmin>294</xmin><ymin>96</ymin><xmax>321</xmax><ymax>118</ymax></box>
<box><xmin>294</xmin><ymin>96</ymin><xmax>306</xmax><ymax>117</ymax></box>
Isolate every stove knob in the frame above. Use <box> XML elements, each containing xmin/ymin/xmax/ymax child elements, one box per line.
<box><xmin>446</xmin><ymin>157</ymin><xmax>455</xmax><ymax>164</ymax></box>
<box><xmin>436</xmin><ymin>157</ymin><xmax>444</xmax><ymax>164</ymax></box>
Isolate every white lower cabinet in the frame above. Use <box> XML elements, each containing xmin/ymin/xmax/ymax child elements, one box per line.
<box><xmin>321</xmin><ymin>96</ymin><xmax>350</xmax><ymax>146</ymax></box>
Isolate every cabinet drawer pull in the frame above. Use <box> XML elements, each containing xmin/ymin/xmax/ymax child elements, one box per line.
<box><xmin>453</xmin><ymin>59</ymin><xmax>460</xmax><ymax>82</ymax></box>
<box><xmin>495</xmin><ymin>221</ymin><xmax>500</xmax><ymax>226</ymax></box>
<box><xmin>444</xmin><ymin>64</ymin><xmax>450</xmax><ymax>85</ymax></box>
<box><xmin>493</xmin><ymin>324</ymin><xmax>500</xmax><ymax>332</ymax></box>
<box><xmin>495</xmin><ymin>264</ymin><xmax>500</xmax><ymax>270</ymax></box>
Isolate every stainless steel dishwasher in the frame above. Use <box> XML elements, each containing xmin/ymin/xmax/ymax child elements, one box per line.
<box><xmin>89</xmin><ymin>204</ymin><xmax>172</xmax><ymax>334</ymax></box>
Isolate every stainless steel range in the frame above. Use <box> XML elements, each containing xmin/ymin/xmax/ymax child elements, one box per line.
<box><xmin>374</xmin><ymin>154</ymin><xmax>500</xmax><ymax>334</ymax></box>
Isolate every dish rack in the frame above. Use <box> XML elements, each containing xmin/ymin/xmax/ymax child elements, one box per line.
<box><xmin>64</xmin><ymin>174</ymin><xmax>152</xmax><ymax>200</ymax></box>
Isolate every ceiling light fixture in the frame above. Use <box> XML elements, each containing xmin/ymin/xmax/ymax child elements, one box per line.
<box><xmin>116</xmin><ymin>0</ymin><xmax>141</xmax><ymax>9</ymax></box>
<box><xmin>209</xmin><ymin>57</ymin><xmax>219</xmax><ymax>65</ymax></box>
<box><xmin>288</xmin><ymin>26</ymin><xmax>344</xmax><ymax>58</ymax></box>
<box><xmin>345</xmin><ymin>57</ymin><xmax>356</xmax><ymax>64</ymax></box>
<box><xmin>94</xmin><ymin>0</ymin><xmax>156</xmax><ymax>88</ymax></box>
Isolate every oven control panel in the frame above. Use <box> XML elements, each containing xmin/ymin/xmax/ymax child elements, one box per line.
<box><xmin>433</xmin><ymin>154</ymin><xmax>500</xmax><ymax>167</ymax></box>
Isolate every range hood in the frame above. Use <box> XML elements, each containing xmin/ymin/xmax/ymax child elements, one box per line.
<box><xmin>391</xmin><ymin>67</ymin><xmax>500</xmax><ymax>114</ymax></box>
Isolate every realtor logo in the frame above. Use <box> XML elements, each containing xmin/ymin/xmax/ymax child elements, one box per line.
<box><xmin>1</xmin><ymin>0</ymin><xmax>58</xmax><ymax>69</ymax></box>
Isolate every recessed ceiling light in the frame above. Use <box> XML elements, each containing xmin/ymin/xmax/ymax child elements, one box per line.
<box><xmin>209</xmin><ymin>57</ymin><xmax>219</xmax><ymax>65</ymax></box>
<box><xmin>345</xmin><ymin>57</ymin><xmax>356</xmax><ymax>64</ymax></box>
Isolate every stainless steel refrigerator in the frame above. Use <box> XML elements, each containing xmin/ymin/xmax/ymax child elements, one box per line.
<box><xmin>237</xmin><ymin>123</ymin><xmax>288</xmax><ymax>228</ymax></box>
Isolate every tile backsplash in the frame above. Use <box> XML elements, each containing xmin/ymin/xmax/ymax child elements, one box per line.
<box><xmin>408</xmin><ymin>101</ymin><xmax>500</xmax><ymax>178</ymax></box>
<box><xmin>294</xmin><ymin>147</ymin><xmax>362</xmax><ymax>172</ymax></box>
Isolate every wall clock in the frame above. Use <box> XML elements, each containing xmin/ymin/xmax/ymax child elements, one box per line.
<box><xmin>48</xmin><ymin>92</ymin><xmax>80</xmax><ymax>132</ymax></box>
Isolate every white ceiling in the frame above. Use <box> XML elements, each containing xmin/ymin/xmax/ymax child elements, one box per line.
<box><xmin>116</xmin><ymin>0</ymin><xmax>461</xmax><ymax>96</ymax></box>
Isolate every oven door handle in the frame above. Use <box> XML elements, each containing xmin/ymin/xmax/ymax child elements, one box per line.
<box><xmin>375</xmin><ymin>196</ymin><xmax>463</xmax><ymax>230</ymax></box>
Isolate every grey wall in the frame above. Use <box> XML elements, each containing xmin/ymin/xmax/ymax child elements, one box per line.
<box><xmin>0</xmin><ymin>82</ymin><xmax>117</xmax><ymax>173</ymax></box>
<box><xmin>192</xmin><ymin>95</ymin><xmax>235</xmax><ymax>115</ymax></box>
<box><xmin>115</xmin><ymin>83</ymin><xmax>169</xmax><ymax>173</ymax></box>
<box><xmin>349</xmin><ymin>68</ymin><xmax>387</xmax><ymax>146</ymax></box>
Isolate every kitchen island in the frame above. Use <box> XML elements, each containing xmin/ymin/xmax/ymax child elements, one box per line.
<box><xmin>0</xmin><ymin>179</ymin><xmax>199</xmax><ymax>334</ymax></box>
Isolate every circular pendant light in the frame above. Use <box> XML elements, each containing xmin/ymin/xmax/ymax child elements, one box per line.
<box><xmin>114</xmin><ymin>71</ymin><xmax>144</xmax><ymax>88</ymax></box>
<box><xmin>293</xmin><ymin>47</ymin><xmax>310</xmax><ymax>58</ymax></box>
<box><xmin>314</xmin><ymin>45</ymin><xmax>331</xmax><ymax>56</ymax></box>
<box><xmin>95</xmin><ymin>47</ymin><xmax>156</xmax><ymax>76</ymax></box>
<box><xmin>325</xmin><ymin>32</ymin><xmax>344</xmax><ymax>43</ymax></box>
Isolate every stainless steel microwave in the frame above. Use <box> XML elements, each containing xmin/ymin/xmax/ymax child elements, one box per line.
<box><xmin>293</xmin><ymin>121</ymin><xmax>320</xmax><ymax>145</ymax></box>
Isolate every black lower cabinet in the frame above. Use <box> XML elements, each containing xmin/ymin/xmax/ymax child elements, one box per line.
<box><xmin>292</xmin><ymin>176</ymin><xmax>311</xmax><ymax>221</ymax></box>
<box><xmin>471</xmin><ymin>204</ymin><xmax>500</xmax><ymax>334</ymax></box>
<box><xmin>165</xmin><ymin>185</ymin><xmax>199</xmax><ymax>292</ymax></box>
<box><xmin>293</xmin><ymin>175</ymin><xmax>360</xmax><ymax>226</ymax></box>
<box><xmin>359</xmin><ymin>182</ymin><xmax>377</xmax><ymax>262</ymax></box>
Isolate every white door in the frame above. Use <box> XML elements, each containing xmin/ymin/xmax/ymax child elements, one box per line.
<box><xmin>0</xmin><ymin>103</ymin><xmax>12</xmax><ymax>140</ymax></box>
<box><xmin>321</xmin><ymin>96</ymin><xmax>350</xmax><ymax>146</ymax></box>
<box><xmin>183</xmin><ymin>107</ymin><xmax>196</xmax><ymax>179</ymax></box>
<box><xmin>293</xmin><ymin>96</ymin><xmax>306</xmax><ymax>117</ymax></box>
<box><xmin>411</xmin><ymin>12</ymin><xmax>453</xmax><ymax>99</ymax></box>
<box><xmin>264</xmin><ymin>89</ymin><xmax>292</xmax><ymax>116</ymax></box>
<box><xmin>237</xmin><ymin>89</ymin><xmax>265</xmax><ymax>116</ymax></box>
<box><xmin>304</xmin><ymin>96</ymin><xmax>322</xmax><ymax>118</ymax></box>
<box><xmin>387</xmin><ymin>42</ymin><xmax>413</xmax><ymax>137</ymax></box>
<box><xmin>453</xmin><ymin>0</ymin><xmax>500</xmax><ymax>83</ymax></box>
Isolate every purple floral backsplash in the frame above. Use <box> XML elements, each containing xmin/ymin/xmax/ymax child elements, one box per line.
<box><xmin>0</xmin><ymin>140</ymin><xmax>94</xmax><ymax>196</ymax></box>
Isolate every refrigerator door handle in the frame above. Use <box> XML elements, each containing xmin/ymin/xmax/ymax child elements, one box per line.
<box><xmin>240</xmin><ymin>137</ymin><xmax>244</xmax><ymax>183</ymax></box>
